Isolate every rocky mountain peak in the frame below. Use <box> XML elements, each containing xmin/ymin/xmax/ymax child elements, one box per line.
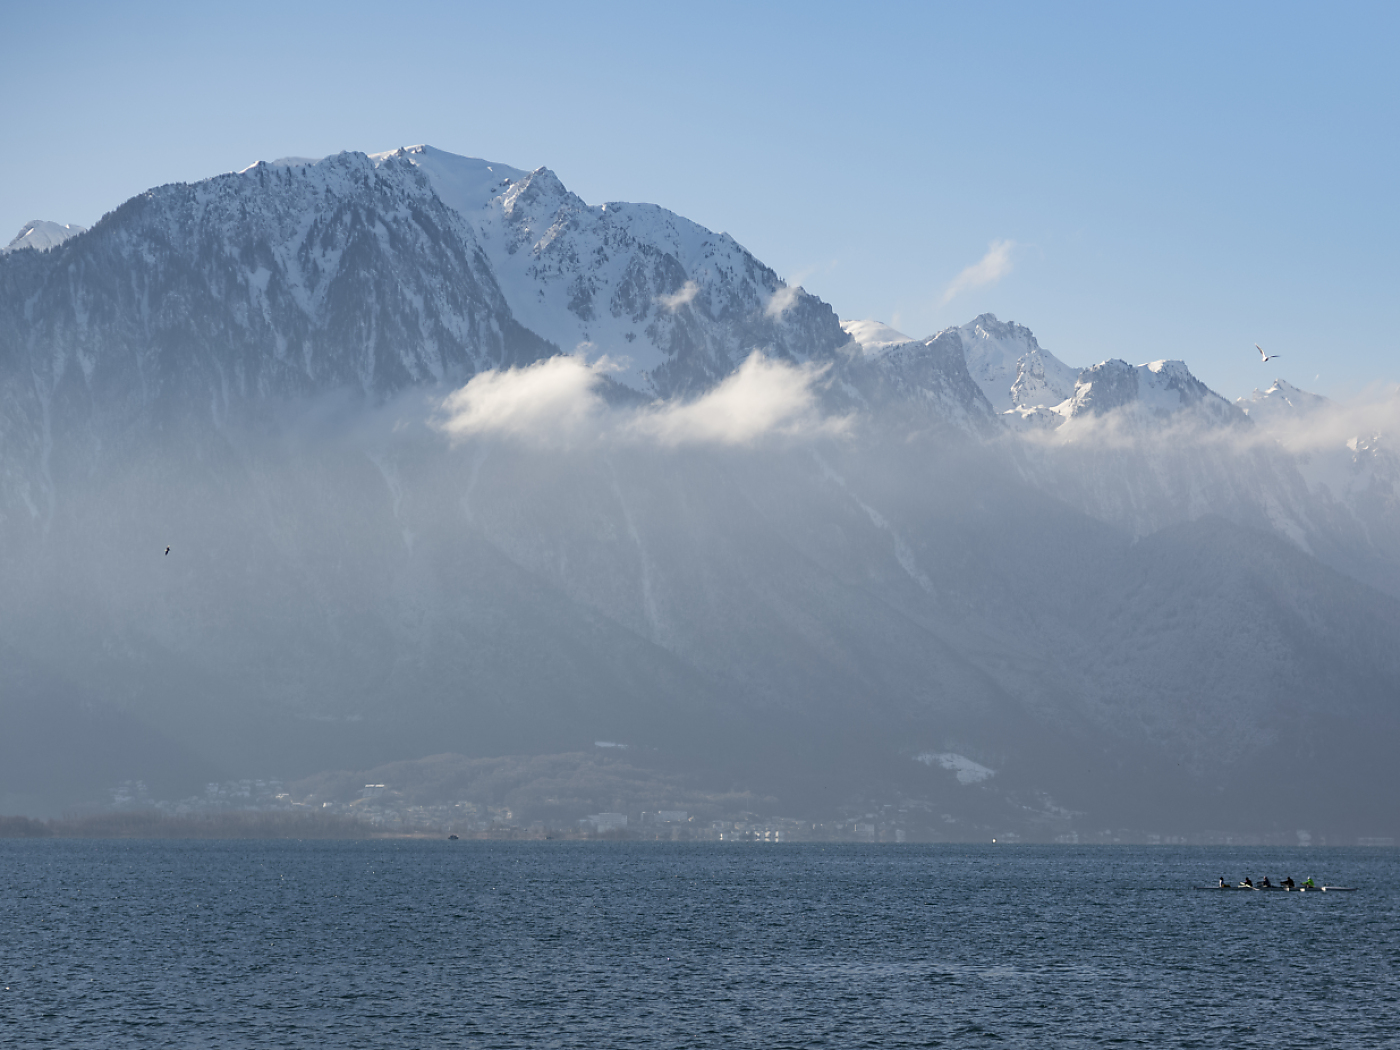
<box><xmin>952</xmin><ymin>313</ymin><xmax>1078</xmax><ymax>414</ymax></box>
<box><xmin>499</xmin><ymin>167</ymin><xmax>575</xmax><ymax>223</ymax></box>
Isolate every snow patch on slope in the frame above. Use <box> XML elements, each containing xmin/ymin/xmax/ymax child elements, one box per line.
<box><xmin>238</xmin><ymin>157</ymin><xmax>325</xmax><ymax>173</ymax></box>
<box><xmin>370</xmin><ymin>145</ymin><xmax>528</xmax><ymax>217</ymax></box>
<box><xmin>841</xmin><ymin>319</ymin><xmax>913</xmax><ymax>353</ymax></box>
<box><xmin>917</xmin><ymin>752</ymin><xmax>996</xmax><ymax>784</ymax></box>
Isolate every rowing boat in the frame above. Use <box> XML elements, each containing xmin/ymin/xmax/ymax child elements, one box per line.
<box><xmin>1198</xmin><ymin>885</ymin><xmax>1357</xmax><ymax>892</ymax></box>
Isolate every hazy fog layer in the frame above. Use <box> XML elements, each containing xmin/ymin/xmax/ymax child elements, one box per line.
<box><xmin>2</xmin><ymin>152</ymin><xmax>1398</xmax><ymax>839</ymax></box>
<box><xmin>3</xmin><ymin>354</ymin><xmax>1398</xmax><ymax>839</ymax></box>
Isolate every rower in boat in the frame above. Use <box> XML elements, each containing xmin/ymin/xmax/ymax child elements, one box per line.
<box><xmin>1303</xmin><ymin>877</ymin><xmax>1316</xmax><ymax>888</ymax></box>
<box><xmin>1260</xmin><ymin>876</ymin><xmax>1272</xmax><ymax>889</ymax></box>
<box><xmin>1218</xmin><ymin>877</ymin><xmax>1230</xmax><ymax>888</ymax></box>
<box><xmin>1282</xmin><ymin>876</ymin><xmax>1295</xmax><ymax>890</ymax></box>
<box><xmin>1241</xmin><ymin>877</ymin><xmax>1254</xmax><ymax>888</ymax></box>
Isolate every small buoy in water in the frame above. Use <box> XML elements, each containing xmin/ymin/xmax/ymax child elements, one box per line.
<box><xmin>448</xmin><ymin>834</ymin><xmax>459</xmax><ymax>840</ymax></box>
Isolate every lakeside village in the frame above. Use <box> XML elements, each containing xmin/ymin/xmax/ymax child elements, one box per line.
<box><xmin>12</xmin><ymin>778</ymin><xmax>1377</xmax><ymax>845</ymax></box>
<box><xmin>99</xmin><ymin>779</ymin><xmax>913</xmax><ymax>842</ymax></box>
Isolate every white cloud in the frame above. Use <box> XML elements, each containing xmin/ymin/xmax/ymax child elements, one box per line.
<box><xmin>765</xmin><ymin>284</ymin><xmax>801</xmax><ymax>320</ymax></box>
<box><xmin>434</xmin><ymin>351</ymin><xmax>847</xmax><ymax>449</ymax></box>
<box><xmin>629</xmin><ymin>353</ymin><xmax>847</xmax><ymax>447</ymax></box>
<box><xmin>1249</xmin><ymin>382</ymin><xmax>1400</xmax><ymax>456</ymax></box>
<box><xmin>434</xmin><ymin>355</ymin><xmax>607</xmax><ymax>445</ymax></box>
<box><xmin>654</xmin><ymin>280</ymin><xmax>700</xmax><ymax>311</ymax></box>
<box><xmin>1010</xmin><ymin>380</ymin><xmax>1400</xmax><ymax>464</ymax></box>
<box><xmin>941</xmin><ymin>240</ymin><xmax>1015</xmax><ymax>305</ymax></box>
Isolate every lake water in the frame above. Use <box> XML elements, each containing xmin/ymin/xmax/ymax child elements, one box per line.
<box><xmin>2</xmin><ymin>841</ymin><xmax>1397</xmax><ymax>1048</ymax></box>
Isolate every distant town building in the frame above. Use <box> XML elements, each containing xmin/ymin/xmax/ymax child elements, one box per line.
<box><xmin>582</xmin><ymin>812</ymin><xmax>628</xmax><ymax>831</ymax></box>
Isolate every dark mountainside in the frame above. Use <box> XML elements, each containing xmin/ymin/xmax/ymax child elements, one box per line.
<box><xmin>1</xmin><ymin>149</ymin><xmax>1397</xmax><ymax>840</ymax></box>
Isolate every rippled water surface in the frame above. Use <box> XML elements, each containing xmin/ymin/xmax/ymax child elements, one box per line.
<box><xmin>2</xmin><ymin>841</ymin><xmax>1397</xmax><ymax>1048</ymax></box>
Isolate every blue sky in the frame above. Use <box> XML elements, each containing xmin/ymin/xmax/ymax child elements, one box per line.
<box><xmin>3</xmin><ymin>0</ymin><xmax>1395</xmax><ymax>400</ymax></box>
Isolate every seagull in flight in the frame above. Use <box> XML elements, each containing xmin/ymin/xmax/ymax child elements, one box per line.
<box><xmin>164</xmin><ymin>546</ymin><xmax>171</xmax><ymax>556</ymax></box>
<box><xmin>1256</xmin><ymin>343</ymin><xmax>1280</xmax><ymax>363</ymax></box>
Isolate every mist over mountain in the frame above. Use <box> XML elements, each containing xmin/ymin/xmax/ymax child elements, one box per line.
<box><xmin>2</xmin><ymin>147</ymin><xmax>1397</xmax><ymax>840</ymax></box>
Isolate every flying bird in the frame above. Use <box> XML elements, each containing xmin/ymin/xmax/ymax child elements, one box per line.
<box><xmin>164</xmin><ymin>546</ymin><xmax>171</xmax><ymax>556</ymax></box>
<box><xmin>1256</xmin><ymin>343</ymin><xmax>1280</xmax><ymax>363</ymax></box>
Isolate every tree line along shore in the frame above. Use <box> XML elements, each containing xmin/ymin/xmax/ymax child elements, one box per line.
<box><xmin>0</xmin><ymin>812</ymin><xmax>392</xmax><ymax>839</ymax></box>
<box><xmin>0</xmin><ymin>813</ymin><xmax>652</xmax><ymax>841</ymax></box>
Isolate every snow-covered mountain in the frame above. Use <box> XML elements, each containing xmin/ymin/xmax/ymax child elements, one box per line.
<box><xmin>1060</xmin><ymin>357</ymin><xmax>1240</xmax><ymax>426</ymax></box>
<box><xmin>846</xmin><ymin>314</ymin><xmax>1378</xmax><ymax>582</ymax></box>
<box><xmin>1237</xmin><ymin>377</ymin><xmax>1332</xmax><ymax>427</ymax></box>
<box><xmin>0</xmin><ymin>150</ymin><xmax>562</xmax><ymax>549</ymax></box>
<box><xmin>0</xmin><ymin>151</ymin><xmax>551</xmax><ymax>404</ymax></box>
<box><xmin>925</xmin><ymin>313</ymin><xmax>1234</xmax><ymax>431</ymax></box>
<box><xmin>1</xmin><ymin>145</ymin><xmax>1398</xmax><ymax>841</ymax></box>
<box><xmin>374</xmin><ymin>145</ymin><xmax>849</xmax><ymax>396</ymax></box>
<box><xmin>3</xmin><ymin>220</ymin><xmax>86</xmax><ymax>253</ymax></box>
<box><xmin>953</xmin><ymin>314</ymin><xmax>1080</xmax><ymax>414</ymax></box>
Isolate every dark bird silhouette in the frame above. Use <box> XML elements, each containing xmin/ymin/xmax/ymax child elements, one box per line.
<box><xmin>164</xmin><ymin>546</ymin><xmax>171</xmax><ymax>556</ymax></box>
<box><xmin>1256</xmin><ymin>343</ymin><xmax>1280</xmax><ymax>363</ymax></box>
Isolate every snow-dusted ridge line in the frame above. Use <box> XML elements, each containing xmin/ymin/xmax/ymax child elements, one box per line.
<box><xmin>840</xmin><ymin>318</ymin><xmax>913</xmax><ymax>353</ymax></box>
<box><xmin>237</xmin><ymin>156</ymin><xmax>326</xmax><ymax>172</ymax></box>
<box><xmin>367</xmin><ymin>146</ymin><xmax>528</xmax><ymax>215</ymax></box>
<box><xmin>0</xmin><ymin>142</ymin><xmax>1296</xmax><ymax>448</ymax></box>
<box><xmin>168</xmin><ymin>146</ymin><xmax>1262</xmax><ymax>430</ymax></box>
<box><xmin>875</xmin><ymin>312</ymin><xmax>1247</xmax><ymax>433</ymax></box>
<box><xmin>0</xmin><ymin>145</ymin><xmax>1351</xmax><ymax>470</ymax></box>
<box><xmin>1057</xmin><ymin>357</ymin><xmax>1242</xmax><ymax>426</ymax></box>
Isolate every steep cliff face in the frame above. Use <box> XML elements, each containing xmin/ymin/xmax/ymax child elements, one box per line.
<box><xmin>841</xmin><ymin>328</ymin><xmax>1001</xmax><ymax>436</ymax></box>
